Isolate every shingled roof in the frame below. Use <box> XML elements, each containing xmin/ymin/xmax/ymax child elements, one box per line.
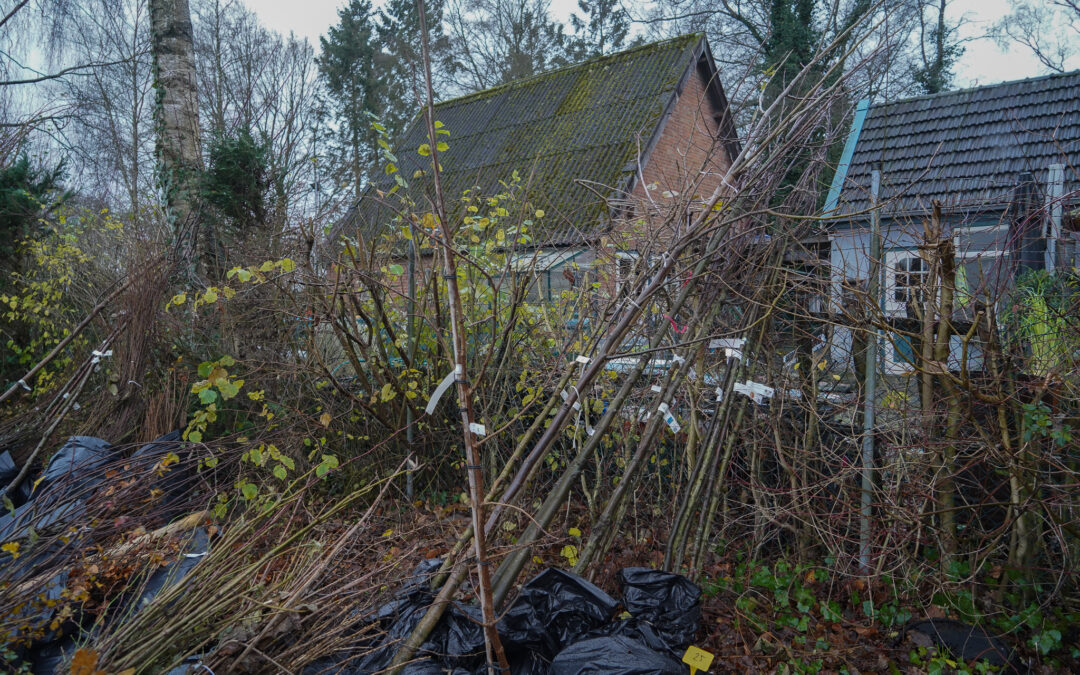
<box><xmin>338</xmin><ymin>33</ymin><xmax>737</xmax><ymax>247</ymax></box>
<box><xmin>827</xmin><ymin>70</ymin><xmax>1080</xmax><ymax>221</ymax></box>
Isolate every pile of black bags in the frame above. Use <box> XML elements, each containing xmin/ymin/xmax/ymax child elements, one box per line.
<box><xmin>308</xmin><ymin>563</ymin><xmax>702</xmax><ymax>675</ymax></box>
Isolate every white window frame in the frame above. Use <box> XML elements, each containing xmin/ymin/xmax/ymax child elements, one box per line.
<box><xmin>883</xmin><ymin>250</ymin><xmax>930</xmax><ymax>317</ymax></box>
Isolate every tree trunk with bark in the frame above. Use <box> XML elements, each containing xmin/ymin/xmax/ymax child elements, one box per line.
<box><xmin>148</xmin><ymin>0</ymin><xmax>209</xmax><ymax>273</ymax></box>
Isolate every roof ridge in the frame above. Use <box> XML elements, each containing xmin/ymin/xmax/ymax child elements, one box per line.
<box><xmin>870</xmin><ymin>68</ymin><xmax>1080</xmax><ymax>110</ymax></box>
<box><xmin>431</xmin><ymin>33</ymin><xmax>704</xmax><ymax>109</ymax></box>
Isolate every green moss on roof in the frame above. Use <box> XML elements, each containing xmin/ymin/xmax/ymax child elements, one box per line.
<box><xmin>352</xmin><ymin>33</ymin><xmax>706</xmax><ymax>245</ymax></box>
<box><xmin>434</xmin><ymin>33</ymin><xmax>704</xmax><ymax>109</ymax></box>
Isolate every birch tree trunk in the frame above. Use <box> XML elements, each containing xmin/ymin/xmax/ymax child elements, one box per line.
<box><xmin>148</xmin><ymin>0</ymin><xmax>208</xmax><ymax>273</ymax></box>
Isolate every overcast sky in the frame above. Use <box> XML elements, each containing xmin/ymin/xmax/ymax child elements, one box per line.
<box><xmin>241</xmin><ymin>0</ymin><xmax>1078</xmax><ymax>89</ymax></box>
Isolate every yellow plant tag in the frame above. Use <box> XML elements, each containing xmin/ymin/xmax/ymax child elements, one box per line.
<box><xmin>682</xmin><ymin>645</ymin><xmax>714</xmax><ymax>675</ymax></box>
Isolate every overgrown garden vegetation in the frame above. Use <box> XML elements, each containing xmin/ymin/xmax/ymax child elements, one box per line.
<box><xmin>1</xmin><ymin>0</ymin><xmax>1079</xmax><ymax>673</ymax></box>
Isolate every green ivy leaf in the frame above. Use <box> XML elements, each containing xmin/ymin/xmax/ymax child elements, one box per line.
<box><xmin>188</xmin><ymin>430</ymin><xmax>203</xmax><ymax>443</ymax></box>
<box><xmin>417</xmin><ymin>143</ymin><xmax>431</xmax><ymax>156</ymax></box>
<box><xmin>241</xmin><ymin>482</ymin><xmax>258</xmax><ymax>500</ymax></box>
<box><xmin>273</xmin><ymin>464</ymin><xmax>287</xmax><ymax>481</ymax></box>
<box><xmin>198</xmin><ymin>388</ymin><xmax>218</xmax><ymax>405</ymax></box>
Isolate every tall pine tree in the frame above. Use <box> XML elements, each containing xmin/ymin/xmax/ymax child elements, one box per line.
<box><xmin>376</xmin><ymin>0</ymin><xmax>452</xmax><ymax>140</ymax></box>
<box><xmin>319</xmin><ymin>0</ymin><xmax>382</xmax><ymax>200</ymax></box>
<box><xmin>568</xmin><ymin>0</ymin><xmax>634</xmax><ymax>60</ymax></box>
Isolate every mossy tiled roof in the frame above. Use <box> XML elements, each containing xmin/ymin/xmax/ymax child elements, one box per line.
<box><xmin>832</xmin><ymin>70</ymin><xmax>1080</xmax><ymax>220</ymax></box>
<box><xmin>346</xmin><ymin>34</ymin><xmax>712</xmax><ymax>246</ymax></box>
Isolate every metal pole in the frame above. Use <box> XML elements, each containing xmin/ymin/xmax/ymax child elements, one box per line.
<box><xmin>1045</xmin><ymin>163</ymin><xmax>1064</xmax><ymax>272</ymax></box>
<box><xmin>860</xmin><ymin>168</ymin><xmax>882</xmax><ymax>574</ymax></box>
<box><xmin>406</xmin><ymin>232</ymin><xmax>417</xmax><ymax>501</ymax></box>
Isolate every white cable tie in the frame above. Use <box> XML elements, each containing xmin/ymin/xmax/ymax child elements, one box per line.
<box><xmin>560</xmin><ymin>389</ymin><xmax>582</xmax><ymax>411</ymax></box>
<box><xmin>17</xmin><ymin>380</ymin><xmax>30</xmax><ymax>391</ymax></box>
<box><xmin>72</xmin><ymin>402</ymin><xmax>80</xmax><ymax>411</ymax></box>
<box><xmin>425</xmin><ymin>370</ymin><xmax>457</xmax><ymax>415</ymax></box>
<box><xmin>650</xmin><ymin>385</ymin><xmax>662</xmax><ymax>393</ymax></box>
<box><xmin>657</xmin><ymin>402</ymin><xmax>681</xmax><ymax>433</ymax></box>
<box><xmin>92</xmin><ymin>349</ymin><xmax>113</xmax><ymax>358</ymax></box>
<box><xmin>715</xmin><ymin>387</ymin><xmax>724</xmax><ymax>402</ymax></box>
<box><xmin>734</xmin><ymin>380</ymin><xmax>774</xmax><ymax>404</ymax></box>
<box><xmin>63</xmin><ymin>393</ymin><xmax>69</xmax><ymax>399</ymax></box>
<box><xmin>468</xmin><ymin>422</ymin><xmax>486</xmax><ymax>436</ymax></box>
<box><xmin>575</xmin><ymin>355</ymin><xmax>591</xmax><ymax>365</ymax></box>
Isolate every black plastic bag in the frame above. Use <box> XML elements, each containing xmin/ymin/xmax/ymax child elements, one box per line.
<box><xmin>617</xmin><ymin>568</ymin><xmax>700</xmax><ymax>651</ymax></box>
<box><xmin>583</xmin><ymin>619</ymin><xmax>675</xmax><ymax>655</ymax></box>
<box><xmin>0</xmin><ymin>438</ymin><xmax>111</xmax><ymax>540</ymax></box>
<box><xmin>0</xmin><ymin>450</ymin><xmax>32</xmax><ymax>507</ymax></box>
<box><xmin>131</xmin><ymin>430</ymin><xmax>191</xmax><ymax>519</ymax></box>
<box><xmin>499</xmin><ymin>568</ymin><xmax>618</xmax><ymax>659</ymax></box>
<box><xmin>549</xmin><ymin>635</ymin><xmax>685</xmax><ymax>675</ymax></box>
<box><xmin>132</xmin><ymin>527</ymin><xmax>210</xmax><ymax>610</ymax></box>
<box><xmin>902</xmin><ymin>619</ymin><xmax>1022</xmax><ymax>673</ymax></box>
<box><xmin>39</xmin><ymin>436</ymin><xmax>112</xmax><ymax>495</ymax></box>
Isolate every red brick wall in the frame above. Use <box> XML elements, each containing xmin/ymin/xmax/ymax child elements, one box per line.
<box><xmin>633</xmin><ymin>63</ymin><xmax>731</xmax><ymax>206</ymax></box>
<box><xmin>593</xmin><ymin>62</ymin><xmax>734</xmax><ymax>285</ymax></box>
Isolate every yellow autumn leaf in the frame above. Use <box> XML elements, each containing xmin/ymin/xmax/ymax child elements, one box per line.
<box><xmin>319</xmin><ymin>412</ymin><xmax>332</xmax><ymax>427</ymax></box>
<box><xmin>560</xmin><ymin>544</ymin><xmax>579</xmax><ymax>567</ymax></box>
<box><xmin>568</xmin><ymin>527</ymin><xmax>582</xmax><ymax>538</ymax></box>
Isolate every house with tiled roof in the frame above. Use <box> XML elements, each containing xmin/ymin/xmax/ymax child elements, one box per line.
<box><xmin>822</xmin><ymin>71</ymin><xmax>1080</xmax><ymax>372</ymax></box>
<box><xmin>332</xmin><ymin>34</ymin><xmax>739</xmax><ymax>302</ymax></box>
